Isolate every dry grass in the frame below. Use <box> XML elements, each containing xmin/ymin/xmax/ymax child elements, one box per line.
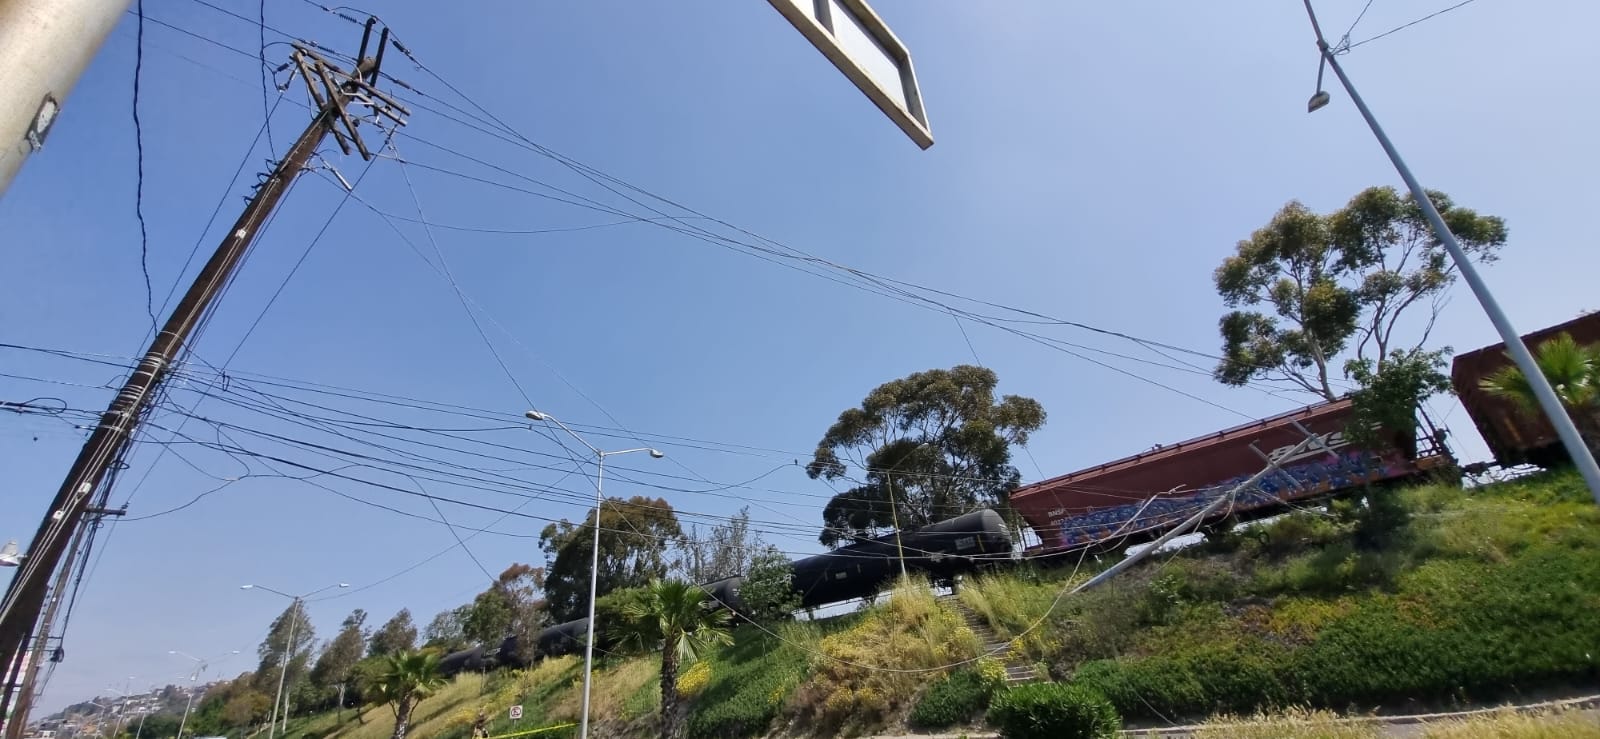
<box><xmin>544</xmin><ymin>657</ymin><xmax>659</xmax><ymax>724</ymax></box>
<box><xmin>788</xmin><ymin>576</ymin><xmax>980</xmax><ymax>735</ymax></box>
<box><xmin>323</xmin><ymin>671</ymin><xmax>490</xmax><ymax>739</ymax></box>
<box><xmin>1181</xmin><ymin>707</ymin><xmax>1381</xmax><ymax>739</ymax></box>
<box><xmin>956</xmin><ymin>571</ymin><xmax>1073</xmax><ymax>660</ymax></box>
<box><xmin>1129</xmin><ymin>705</ymin><xmax>1600</xmax><ymax>739</ymax></box>
<box><xmin>1418</xmin><ymin>707</ymin><xmax>1600</xmax><ymax>738</ymax></box>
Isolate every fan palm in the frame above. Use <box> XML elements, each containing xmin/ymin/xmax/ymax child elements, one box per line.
<box><xmin>373</xmin><ymin>650</ymin><xmax>447</xmax><ymax>739</ymax></box>
<box><xmin>613</xmin><ymin>578</ymin><xmax>734</xmax><ymax>739</ymax></box>
<box><xmin>1480</xmin><ymin>332</ymin><xmax>1600</xmax><ymax>459</ymax></box>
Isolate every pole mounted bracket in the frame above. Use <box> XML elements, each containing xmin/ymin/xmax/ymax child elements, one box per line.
<box><xmin>285</xmin><ymin>17</ymin><xmax>410</xmax><ymax>162</ymax></box>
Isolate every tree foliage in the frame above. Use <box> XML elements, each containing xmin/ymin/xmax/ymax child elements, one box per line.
<box><xmin>738</xmin><ymin>545</ymin><xmax>801</xmax><ymax>623</ymax></box>
<box><xmin>679</xmin><ymin>506</ymin><xmax>760</xmax><ymax>583</ymax></box>
<box><xmin>540</xmin><ymin>495</ymin><xmax>684</xmax><ymax>622</ymax></box>
<box><xmin>806</xmin><ymin>365</ymin><xmax>1045</xmax><ymax>546</ymax></box>
<box><xmin>119</xmin><ymin>712</ymin><xmax>181</xmax><ymax>738</ymax></box>
<box><xmin>187</xmin><ymin>672</ymin><xmax>273</xmax><ymax>735</ymax></box>
<box><xmin>368</xmin><ymin>608</ymin><xmax>418</xmax><ymax>657</ymax></box>
<box><xmin>1345</xmin><ymin>347</ymin><xmax>1454</xmax><ymax>450</ymax></box>
<box><xmin>1480</xmin><ymin>332</ymin><xmax>1600</xmax><ymax>459</ymax></box>
<box><xmin>612</xmin><ymin>578</ymin><xmax>734</xmax><ymax>739</ymax></box>
<box><xmin>312</xmin><ymin>609</ymin><xmax>369</xmax><ymax>693</ymax></box>
<box><xmin>421</xmin><ymin>606</ymin><xmax>471</xmax><ymax>652</ymax></box>
<box><xmin>255</xmin><ymin>601</ymin><xmax>315</xmax><ymax>694</ymax></box>
<box><xmin>1214</xmin><ymin>186</ymin><xmax>1506</xmax><ymax>400</ymax></box>
<box><xmin>461</xmin><ymin>563</ymin><xmax>547</xmax><ymax>658</ymax></box>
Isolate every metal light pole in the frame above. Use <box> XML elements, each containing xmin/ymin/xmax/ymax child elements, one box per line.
<box><xmin>0</xmin><ymin>0</ymin><xmax>137</xmax><ymax>199</ymax></box>
<box><xmin>171</xmin><ymin>649</ymin><xmax>238</xmax><ymax>739</ymax></box>
<box><xmin>241</xmin><ymin>583</ymin><xmax>347</xmax><ymax>738</ymax></box>
<box><xmin>1297</xmin><ymin>0</ymin><xmax>1600</xmax><ymax>504</ymax></box>
<box><xmin>100</xmin><ymin>681</ymin><xmax>134</xmax><ymax>739</ymax></box>
<box><xmin>525</xmin><ymin>410</ymin><xmax>664</xmax><ymax>739</ymax></box>
<box><xmin>86</xmin><ymin>700</ymin><xmax>112</xmax><ymax>739</ymax></box>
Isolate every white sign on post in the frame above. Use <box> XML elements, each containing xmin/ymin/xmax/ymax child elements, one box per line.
<box><xmin>767</xmin><ymin>0</ymin><xmax>933</xmax><ymax>149</ymax></box>
<box><xmin>509</xmin><ymin>705</ymin><xmax>523</xmax><ymax>721</ymax></box>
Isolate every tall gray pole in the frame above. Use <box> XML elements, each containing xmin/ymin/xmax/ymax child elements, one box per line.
<box><xmin>0</xmin><ymin>0</ymin><xmax>135</xmax><ymax>199</ymax></box>
<box><xmin>521</xmin><ymin>412</ymin><xmax>663</xmax><ymax>739</ymax></box>
<box><xmin>175</xmin><ymin>680</ymin><xmax>197</xmax><ymax>739</ymax></box>
<box><xmin>1300</xmin><ymin>0</ymin><xmax>1600</xmax><ymax>504</ymax></box>
<box><xmin>268</xmin><ymin>602</ymin><xmax>299</xmax><ymax>739</ymax></box>
<box><xmin>578</xmin><ymin>454</ymin><xmax>605</xmax><ymax>739</ymax></box>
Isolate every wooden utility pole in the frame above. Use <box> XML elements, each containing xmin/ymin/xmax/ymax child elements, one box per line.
<box><xmin>0</xmin><ymin>20</ymin><xmax>406</xmax><ymax>734</ymax></box>
<box><xmin>1</xmin><ymin>511</ymin><xmax>116</xmax><ymax>739</ymax></box>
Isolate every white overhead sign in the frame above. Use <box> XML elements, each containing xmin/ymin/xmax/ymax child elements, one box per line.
<box><xmin>768</xmin><ymin>0</ymin><xmax>933</xmax><ymax>149</ymax></box>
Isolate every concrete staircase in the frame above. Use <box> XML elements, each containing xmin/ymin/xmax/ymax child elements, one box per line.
<box><xmin>940</xmin><ymin>594</ymin><xmax>1041</xmax><ymax>685</ymax></box>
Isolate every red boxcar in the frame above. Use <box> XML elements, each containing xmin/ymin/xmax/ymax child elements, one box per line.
<box><xmin>1010</xmin><ymin>399</ymin><xmax>1453</xmax><ymax>554</ymax></box>
<box><xmin>1451</xmin><ymin>311</ymin><xmax>1600</xmax><ymax>469</ymax></box>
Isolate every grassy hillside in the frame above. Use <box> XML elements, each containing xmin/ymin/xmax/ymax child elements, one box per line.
<box><xmin>286</xmin><ymin>469</ymin><xmax>1599</xmax><ymax>738</ymax></box>
<box><xmin>961</xmin><ymin>469</ymin><xmax>1600</xmax><ymax>724</ymax></box>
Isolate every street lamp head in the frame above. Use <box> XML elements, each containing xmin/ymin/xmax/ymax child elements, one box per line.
<box><xmin>1307</xmin><ymin>90</ymin><xmax>1330</xmax><ymax>113</ymax></box>
<box><xmin>524</xmin><ymin>410</ymin><xmax>549</xmax><ymax>422</ymax></box>
<box><xmin>338</xmin><ymin>583</ymin><xmax>350</xmax><ymax>588</ymax></box>
<box><xmin>238</xmin><ymin>584</ymin><xmax>253</xmax><ymax>590</ymax></box>
<box><xmin>1307</xmin><ymin>52</ymin><xmax>1331</xmax><ymax>113</ymax></box>
<box><xmin>648</xmin><ymin>449</ymin><xmax>665</xmax><ymax>459</ymax></box>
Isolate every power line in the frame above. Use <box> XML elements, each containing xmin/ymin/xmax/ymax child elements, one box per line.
<box><xmin>135</xmin><ymin>7</ymin><xmax>1309</xmax><ymax>407</ymax></box>
<box><xmin>1342</xmin><ymin>0</ymin><xmax>1378</xmax><ymax>43</ymax></box>
<box><xmin>0</xmin><ymin>343</ymin><xmax>1178</xmax><ymax>507</ymax></box>
<box><xmin>136</xmin><ymin>11</ymin><xmax>1338</xmax><ymax>405</ymax></box>
<box><xmin>390</xmin><ymin>143</ymin><xmax>537</xmax><ymax>413</ymax></box>
<box><xmin>132</xmin><ymin>0</ymin><xmax>156</xmax><ymax>330</ymax></box>
<box><xmin>1348</xmin><ymin>0</ymin><xmax>1482</xmax><ymax>49</ymax></box>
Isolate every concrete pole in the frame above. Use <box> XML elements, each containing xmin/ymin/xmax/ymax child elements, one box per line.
<box><xmin>0</xmin><ymin>0</ymin><xmax>135</xmax><ymax>199</ymax></box>
<box><xmin>1300</xmin><ymin>0</ymin><xmax>1600</xmax><ymax>504</ymax></box>
<box><xmin>268</xmin><ymin>603</ymin><xmax>299</xmax><ymax>739</ymax></box>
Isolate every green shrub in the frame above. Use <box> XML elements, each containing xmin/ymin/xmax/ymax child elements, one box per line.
<box><xmin>1249</xmin><ymin>543</ymin><xmax>1404</xmax><ymax>597</ymax></box>
<box><xmin>1256</xmin><ymin>511</ymin><xmax>1348</xmax><ymax>559</ymax></box>
<box><xmin>685</xmin><ymin>625</ymin><xmax>810</xmax><ymax>739</ymax></box>
<box><xmin>1352</xmin><ymin>489</ymin><xmax>1412</xmax><ymax>550</ymax></box>
<box><xmin>1477</xmin><ymin>468</ymin><xmax>1590</xmax><ymax>505</ymax></box>
<box><xmin>1048</xmin><ymin>584</ymin><xmax>1143</xmax><ymax>665</ymax></box>
<box><xmin>909</xmin><ymin>669</ymin><xmax>990</xmax><ymax>728</ymax></box>
<box><xmin>1074</xmin><ymin>544</ymin><xmax>1600</xmax><ymax>721</ymax></box>
<box><xmin>985</xmin><ymin>682</ymin><xmax>1120</xmax><ymax>739</ymax></box>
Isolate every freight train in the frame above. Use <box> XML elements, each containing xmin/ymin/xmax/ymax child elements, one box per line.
<box><xmin>437</xmin><ymin>312</ymin><xmax>1600</xmax><ymax>678</ymax></box>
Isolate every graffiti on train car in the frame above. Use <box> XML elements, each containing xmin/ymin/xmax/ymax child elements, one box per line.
<box><xmin>1048</xmin><ymin>448</ymin><xmax>1394</xmax><ymax>549</ymax></box>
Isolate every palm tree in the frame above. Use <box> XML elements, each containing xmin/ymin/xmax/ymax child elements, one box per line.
<box><xmin>372</xmin><ymin>650</ymin><xmax>447</xmax><ymax>739</ymax></box>
<box><xmin>1480</xmin><ymin>332</ymin><xmax>1600</xmax><ymax>459</ymax></box>
<box><xmin>614</xmin><ymin>579</ymin><xmax>734</xmax><ymax>739</ymax></box>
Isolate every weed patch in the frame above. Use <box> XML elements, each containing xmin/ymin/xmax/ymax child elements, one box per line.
<box><xmin>789</xmin><ymin>578</ymin><xmax>979</xmax><ymax>735</ymax></box>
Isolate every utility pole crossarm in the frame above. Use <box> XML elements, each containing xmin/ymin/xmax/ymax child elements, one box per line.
<box><xmin>0</xmin><ymin>19</ymin><xmax>406</xmax><ymax>736</ymax></box>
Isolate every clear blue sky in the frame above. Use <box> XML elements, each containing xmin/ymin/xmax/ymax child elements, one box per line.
<box><xmin>3</xmin><ymin>0</ymin><xmax>1597</xmax><ymax>714</ymax></box>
